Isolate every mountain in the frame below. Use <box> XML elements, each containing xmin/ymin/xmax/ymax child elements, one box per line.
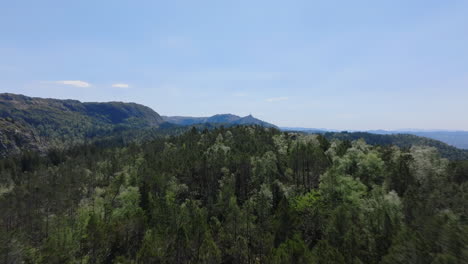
<box><xmin>161</xmin><ymin>114</ymin><xmax>240</xmax><ymax>126</ymax></box>
<box><xmin>163</xmin><ymin>114</ymin><xmax>277</xmax><ymax>128</ymax></box>
<box><xmin>281</xmin><ymin>127</ymin><xmax>332</xmax><ymax>133</ymax></box>
<box><xmin>0</xmin><ymin>93</ymin><xmax>164</xmax><ymax>156</ymax></box>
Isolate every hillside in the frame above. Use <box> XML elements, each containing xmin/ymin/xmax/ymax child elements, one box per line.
<box><xmin>411</xmin><ymin>131</ymin><xmax>468</xmax><ymax>149</ymax></box>
<box><xmin>0</xmin><ymin>93</ymin><xmax>164</xmax><ymax>156</ymax></box>
<box><xmin>368</xmin><ymin>130</ymin><xmax>468</xmax><ymax>150</ymax></box>
<box><xmin>322</xmin><ymin>131</ymin><xmax>468</xmax><ymax>160</ymax></box>
<box><xmin>284</xmin><ymin>127</ymin><xmax>468</xmax><ymax>150</ymax></box>
<box><xmin>163</xmin><ymin>114</ymin><xmax>277</xmax><ymax>128</ymax></box>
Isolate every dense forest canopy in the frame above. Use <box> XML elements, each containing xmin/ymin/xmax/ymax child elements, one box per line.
<box><xmin>1</xmin><ymin>126</ymin><xmax>467</xmax><ymax>263</ymax></box>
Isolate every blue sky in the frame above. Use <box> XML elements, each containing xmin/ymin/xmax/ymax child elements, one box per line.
<box><xmin>1</xmin><ymin>0</ymin><xmax>467</xmax><ymax>130</ymax></box>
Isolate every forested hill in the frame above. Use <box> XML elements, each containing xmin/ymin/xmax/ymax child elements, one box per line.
<box><xmin>369</xmin><ymin>130</ymin><xmax>468</xmax><ymax>150</ymax></box>
<box><xmin>1</xmin><ymin>126</ymin><xmax>467</xmax><ymax>263</ymax></box>
<box><xmin>163</xmin><ymin>114</ymin><xmax>277</xmax><ymax>128</ymax></box>
<box><xmin>323</xmin><ymin>131</ymin><xmax>468</xmax><ymax>161</ymax></box>
<box><xmin>0</xmin><ymin>93</ymin><xmax>164</xmax><ymax>156</ymax></box>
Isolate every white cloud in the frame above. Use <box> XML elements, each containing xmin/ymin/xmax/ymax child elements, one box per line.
<box><xmin>54</xmin><ymin>80</ymin><xmax>91</xmax><ymax>88</ymax></box>
<box><xmin>266</xmin><ymin>97</ymin><xmax>288</xmax><ymax>102</ymax></box>
<box><xmin>112</xmin><ymin>83</ymin><xmax>130</xmax><ymax>89</ymax></box>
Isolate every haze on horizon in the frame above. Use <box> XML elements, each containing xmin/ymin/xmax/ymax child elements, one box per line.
<box><xmin>1</xmin><ymin>0</ymin><xmax>467</xmax><ymax>131</ymax></box>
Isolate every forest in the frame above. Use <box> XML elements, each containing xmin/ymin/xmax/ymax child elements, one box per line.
<box><xmin>1</xmin><ymin>125</ymin><xmax>467</xmax><ymax>263</ymax></box>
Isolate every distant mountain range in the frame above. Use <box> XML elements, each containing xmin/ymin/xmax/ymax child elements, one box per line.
<box><xmin>163</xmin><ymin>114</ymin><xmax>277</xmax><ymax>128</ymax></box>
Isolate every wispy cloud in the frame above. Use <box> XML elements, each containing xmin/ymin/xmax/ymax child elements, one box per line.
<box><xmin>112</xmin><ymin>83</ymin><xmax>130</xmax><ymax>89</ymax></box>
<box><xmin>266</xmin><ymin>96</ymin><xmax>288</xmax><ymax>102</ymax></box>
<box><xmin>53</xmin><ymin>80</ymin><xmax>91</xmax><ymax>88</ymax></box>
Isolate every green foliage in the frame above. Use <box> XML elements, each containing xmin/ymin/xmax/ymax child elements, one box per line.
<box><xmin>0</xmin><ymin>125</ymin><xmax>467</xmax><ymax>263</ymax></box>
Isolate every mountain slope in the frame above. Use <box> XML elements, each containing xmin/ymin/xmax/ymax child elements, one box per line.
<box><xmin>411</xmin><ymin>131</ymin><xmax>468</xmax><ymax>149</ymax></box>
<box><xmin>0</xmin><ymin>93</ymin><xmax>164</xmax><ymax>156</ymax></box>
<box><xmin>163</xmin><ymin>114</ymin><xmax>277</xmax><ymax>128</ymax></box>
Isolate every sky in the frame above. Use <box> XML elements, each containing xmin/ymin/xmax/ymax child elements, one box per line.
<box><xmin>1</xmin><ymin>0</ymin><xmax>468</xmax><ymax>130</ymax></box>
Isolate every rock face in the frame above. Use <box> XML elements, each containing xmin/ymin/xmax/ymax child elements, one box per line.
<box><xmin>0</xmin><ymin>118</ymin><xmax>46</xmax><ymax>157</ymax></box>
<box><xmin>0</xmin><ymin>93</ymin><xmax>164</xmax><ymax>156</ymax></box>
